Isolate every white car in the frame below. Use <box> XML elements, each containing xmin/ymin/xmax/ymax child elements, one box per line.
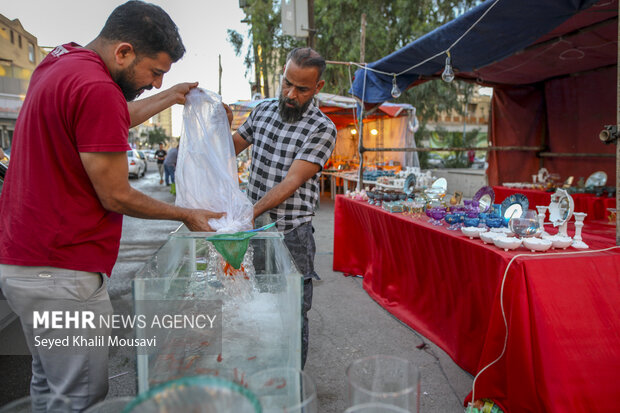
<box><xmin>127</xmin><ymin>149</ymin><xmax>146</xmax><ymax>178</ymax></box>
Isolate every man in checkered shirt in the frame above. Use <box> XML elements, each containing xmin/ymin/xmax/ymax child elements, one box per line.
<box><xmin>233</xmin><ymin>48</ymin><xmax>336</xmax><ymax>368</ymax></box>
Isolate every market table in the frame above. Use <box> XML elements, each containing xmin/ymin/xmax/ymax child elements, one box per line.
<box><xmin>333</xmin><ymin>195</ymin><xmax>620</xmax><ymax>413</ymax></box>
<box><xmin>493</xmin><ymin>186</ymin><xmax>616</xmax><ymax>222</ymax></box>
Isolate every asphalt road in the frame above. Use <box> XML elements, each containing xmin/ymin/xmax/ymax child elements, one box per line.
<box><xmin>0</xmin><ymin>161</ymin><xmax>474</xmax><ymax>411</ymax></box>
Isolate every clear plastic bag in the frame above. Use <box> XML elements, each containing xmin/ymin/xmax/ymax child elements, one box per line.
<box><xmin>176</xmin><ymin>88</ymin><xmax>253</xmax><ymax>232</ymax></box>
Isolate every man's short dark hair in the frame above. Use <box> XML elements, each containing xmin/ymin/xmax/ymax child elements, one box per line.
<box><xmin>98</xmin><ymin>0</ymin><xmax>185</xmax><ymax>62</ymax></box>
<box><xmin>286</xmin><ymin>48</ymin><xmax>326</xmax><ymax>79</ymax></box>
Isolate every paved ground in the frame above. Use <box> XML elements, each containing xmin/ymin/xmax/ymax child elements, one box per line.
<box><xmin>0</xmin><ymin>165</ymin><xmax>473</xmax><ymax>411</ymax></box>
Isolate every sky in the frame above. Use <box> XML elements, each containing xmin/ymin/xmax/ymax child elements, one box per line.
<box><xmin>2</xmin><ymin>0</ymin><xmax>253</xmax><ymax>135</ymax></box>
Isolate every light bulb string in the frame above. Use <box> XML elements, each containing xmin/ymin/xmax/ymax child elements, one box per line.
<box><xmin>348</xmin><ymin>0</ymin><xmax>501</xmax><ymax>80</ymax></box>
<box><xmin>470</xmin><ymin>245</ymin><xmax>620</xmax><ymax>405</ymax></box>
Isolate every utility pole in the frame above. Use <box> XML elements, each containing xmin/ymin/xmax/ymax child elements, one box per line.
<box><xmin>357</xmin><ymin>13</ymin><xmax>367</xmax><ymax>191</ymax></box>
<box><xmin>360</xmin><ymin>13</ymin><xmax>366</xmax><ymax>64</ymax></box>
<box><xmin>307</xmin><ymin>0</ymin><xmax>316</xmax><ymax>49</ymax></box>
<box><xmin>218</xmin><ymin>54</ymin><xmax>222</xmax><ymax>96</ymax></box>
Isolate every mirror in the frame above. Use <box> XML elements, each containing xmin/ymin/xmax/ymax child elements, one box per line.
<box><xmin>537</xmin><ymin>168</ymin><xmax>549</xmax><ymax>183</ymax></box>
<box><xmin>479</xmin><ymin>195</ymin><xmax>492</xmax><ymax>212</ymax></box>
<box><xmin>562</xmin><ymin>176</ymin><xmax>574</xmax><ymax>188</ymax></box>
<box><xmin>472</xmin><ymin>186</ymin><xmax>495</xmax><ymax>213</ymax></box>
<box><xmin>424</xmin><ymin>177</ymin><xmax>447</xmax><ymax>199</ymax></box>
<box><xmin>548</xmin><ymin>189</ymin><xmax>575</xmax><ymax>227</ymax></box>
<box><xmin>504</xmin><ymin>203</ymin><xmax>523</xmax><ymax>220</ymax></box>
<box><xmin>559</xmin><ymin>197</ymin><xmax>570</xmax><ymax>220</ymax></box>
<box><xmin>432</xmin><ymin>177</ymin><xmax>447</xmax><ymax>191</ymax></box>
<box><xmin>404</xmin><ymin>174</ymin><xmax>417</xmax><ymax>196</ymax></box>
<box><xmin>585</xmin><ymin>171</ymin><xmax>607</xmax><ymax>187</ymax></box>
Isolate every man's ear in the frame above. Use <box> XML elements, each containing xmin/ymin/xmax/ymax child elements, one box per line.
<box><xmin>315</xmin><ymin>79</ymin><xmax>325</xmax><ymax>94</ymax></box>
<box><xmin>113</xmin><ymin>42</ymin><xmax>136</xmax><ymax>67</ymax></box>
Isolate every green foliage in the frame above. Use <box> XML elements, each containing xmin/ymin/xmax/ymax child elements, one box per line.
<box><xmin>228</xmin><ymin>0</ymin><xmax>304</xmax><ymax>95</ymax></box>
<box><xmin>147</xmin><ymin>126</ymin><xmax>169</xmax><ymax>147</ymax></box>
<box><xmin>423</xmin><ymin>126</ymin><xmax>486</xmax><ymax>168</ymax></box>
<box><xmin>229</xmin><ymin>0</ymin><xmax>485</xmax><ymax>166</ymax></box>
<box><xmin>230</xmin><ymin>0</ymin><xmax>480</xmax><ymax>99</ymax></box>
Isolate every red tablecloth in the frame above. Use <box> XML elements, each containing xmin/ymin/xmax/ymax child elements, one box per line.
<box><xmin>333</xmin><ymin>196</ymin><xmax>620</xmax><ymax>413</ymax></box>
<box><xmin>493</xmin><ymin>186</ymin><xmax>616</xmax><ymax>222</ymax></box>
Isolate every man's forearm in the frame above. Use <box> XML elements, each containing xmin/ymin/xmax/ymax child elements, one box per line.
<box><xmin>253</xmin><ymin>179</ymin><xmax>300</xmax><ymax>219</ymax></box>
<box><xmin>104</xmin><ymin>186</ymin><xmax>190</xmax><ymax>222</ymax></box>
<box><xmin>128</xmin><ymin>92</ymin><xmax>175</xmax><ymax>128</ymax></box>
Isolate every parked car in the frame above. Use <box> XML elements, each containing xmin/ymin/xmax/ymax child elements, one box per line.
<box><xmin>0</xmin><ymin>160</ymin><xmax>6</xmax><ymax>196</ymax></box>
<box><xmin>127</xmin><ymin>149</ymin><xmax>146</xmax><ymax>178</ymax></box>
<box><xmin>137</xmin><ymin>150</ymin><xmax>148</xmax><ymax>173</ymax></box>
<box><xmin>143</xmin><ymin>149</ymin><xmax>157</xmax><ymax>162</ymax></box>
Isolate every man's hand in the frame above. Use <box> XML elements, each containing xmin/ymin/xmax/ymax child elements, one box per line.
<box><xmin>183</xmin><ymin>209</ymin><xmax>226</xmax><ymax>232</ymax></box>
<box><xmin>128</xmin><ymin>82</ymin><xmax>199</xmax><ymax>127</ymax></box>
<box><xmin>223</xmin><ymin>103</ymin><xmax>233</xmax><ymax>127</ymax></box>
<box><xmin>169</xmin><ymin>82</ymin><xmax>199</xmax><ymax>105</ymax></box>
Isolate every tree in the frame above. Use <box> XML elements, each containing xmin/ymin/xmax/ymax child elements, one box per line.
<box><xmin>147</xmin><ymin>126</ymin><xmax>169</xmax><ymax>147</ymax></box>
<box><xmin>228</xmin><ymin>0</ymin><xmax>303</xmax><ymax>98</ymax></box>
<box><xmin>229</xmin><ymin>0</ymin><xmax>483</xmax><ymax>165</ymax></box>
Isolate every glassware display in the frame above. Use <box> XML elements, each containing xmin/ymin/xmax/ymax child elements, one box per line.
<box><xmin>84</xmin><ymin>397</ymin><xmax>135</xmax><ymax>413</ymax></box>
<box><xmin>492</xmin><ymin>236</ymin><xmax>522</xmax><ymax>251</ymax></box>
<box><xmin>548</xmin><ymin>189</ymin><xmax>574</xmax><ymax>237</ymax></box>
<box><xmin>0</xmin><ymin>394</ymin><xmax>72</xmax><ymax>413</ymax></box>
<box><xmin>485</xmin><ymin>217</ymin><xmax>503</xmax><ymax>229</ymax></box>
<box><xmin>346</xmin><ymin>355</ymin><xmax>420</xmax><ymax>412</ymax></box>
<box><xmin>124</xmin><ymin>376</ymin><xmax>261</xmax><ymax>413</ymax></box>
<box><xmin>429</xmin><ymin>207</ymin><xmax>447</xmax><ymax>226</ymax></box>
<box><xmin>463</xmin><ymin>217</ymin><xmax>480</xmax><ymax>228</ymax></box>
<box><xmin>535</xmin><ymin>206</ymin><xmax>549</xmax><ymax>237</ymax></box>
<box><xmin>344</xmin><ymin>403</ymin><xmax>410</xmax><ymax>413</ymax></box>
<box><xmin>247</xmin><ymin>367</ymin><xmax>317</xmax><ymax>413</ymax></box>
<box><xmin>522</xmin><ymin>237</ymin><xmax>552</xmax><ymax>252</ymax></box>
<box><xmin>500</xmin><ymin>194</ymin><xmax>529</xmax><ymax>221</ymax></box>
<box><xmin>133</xmin><ymin>228</ymin><xmax>303</xmax><ymax>394</ymax></box>
<box><xmin>508</xmin><ymin>210</ymin><xmax>541</xmax><ymax>238</ymax></box>
<box><xmin>444</xmin><ymin>214</ymin><xmax>461</xmax><ymax>230</ymax></box>
<box><xmin>571</xmin><ymin>212</ymin><xmax>589</xmax><ymax>249</ymax></box>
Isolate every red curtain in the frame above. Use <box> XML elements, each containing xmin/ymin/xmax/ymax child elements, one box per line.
<box><xmin>544</xmin><ymin>66</ymin><xmax>616</xmax><ymax>181</ymax></box>
<box><xmin>488</xmin><ymin>66</ymin><xmax>617</xmax><ymax>186</ymax></box>
<box><xmin>488</xmin><ymin>85</ymin><xmax>546</xmax><ymax>186</ymax></box>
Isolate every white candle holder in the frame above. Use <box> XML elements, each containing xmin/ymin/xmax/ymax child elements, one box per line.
<box><xmin>535</xmin><ymin>205</ymin><xmax>549</xmax><ymax>238</ymax></box>
<box><xmin>572</xmin><ymin>212</ymin><xmax>589</xmax><ymax>249</ymax></box>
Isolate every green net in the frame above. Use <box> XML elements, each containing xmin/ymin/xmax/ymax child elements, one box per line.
<box><xmin>206</xmin><ymin>232</ymin><xmax>258</xmax><ymax>269</ymax></box>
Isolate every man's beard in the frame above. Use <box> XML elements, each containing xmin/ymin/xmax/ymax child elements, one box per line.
<box><xmin>278</xmin><ymin>95</ymin><xmax>311</xmax><ymax>123</ymax></box>
<box><xmin>115</xmin><ymin>62</ymin><xmax>152</xmax><ymax>102</ymax></box>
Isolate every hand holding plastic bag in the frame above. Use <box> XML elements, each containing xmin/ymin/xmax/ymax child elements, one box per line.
<box><xmin>175</xmin><ymin>88</ymin><xmax>253</xmax><ymax>232</ymax></box>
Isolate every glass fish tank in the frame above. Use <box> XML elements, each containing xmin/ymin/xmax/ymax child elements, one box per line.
<box><xmin>132</xmin><ymin>226</ymin><xmax>302</xmax><ymax>394</ymax></box>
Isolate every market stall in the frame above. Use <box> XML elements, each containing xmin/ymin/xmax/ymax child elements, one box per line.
<box><xmin>349</xmin><ymin>0</ymin><xmax>618</xmax><ymax>241</ymax></box>
<box><xmin>231</xmin><ymin>94</ymin><xmax>419</xmax><ymax>196</ymax></box>
<box><xmin>333</xmin><ymin>195</ymin><xmax>620</xmax><ymax>412</ymax></box>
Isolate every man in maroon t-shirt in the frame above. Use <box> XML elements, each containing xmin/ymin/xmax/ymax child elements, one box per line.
<box><xmin>0</xmin><ymin>2</ymin><xmax>226</xmax><ymax>410</ymax></box>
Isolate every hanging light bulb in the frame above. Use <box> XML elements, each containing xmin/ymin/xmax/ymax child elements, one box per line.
<box><xmin>442</xmin><ymin>52</ymin><xmax>455</xmax><ymax>83</ymax></box>
<box><xmin>391</xmin><ymin>74</ymin><xmax>402</xmax><ymax>98</ymax></box>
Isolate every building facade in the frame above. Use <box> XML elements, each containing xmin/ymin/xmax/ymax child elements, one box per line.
<box><xmin>0</xmin><ymin>14</ymin><xmax>46</xmax><ymax>150</ymax></box>
<box><xmin>151</xmin><ymin>107</ymin><xmax>172</xmax><ymax>138</ymax></box>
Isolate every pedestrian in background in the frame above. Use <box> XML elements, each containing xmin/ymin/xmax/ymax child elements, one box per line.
<box><xmin>0</xmin><ymin>1</ymin><xmax>224</xmax><ymax>410</ymax></box>
<box><xmin>154</xmin><ymin>142</ymin><xmax>167</xmax><ymax>184</ymax></box>
<box><xmin>163</xmin><ymin>143</ymin><xmax>178</xmax><ymax>190</ymax></box>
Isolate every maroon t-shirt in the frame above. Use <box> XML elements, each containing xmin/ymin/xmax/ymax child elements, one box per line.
<box><xmin>0</xmin><ymin>43</ymin><xmax>131</xmax><ymax>275</ymax></box>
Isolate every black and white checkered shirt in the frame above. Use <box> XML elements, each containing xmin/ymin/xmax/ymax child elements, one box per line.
<box><xmin>237</xmin><ymin>99</ymin><xmax>336</xmax><ymax>233</ymax></box>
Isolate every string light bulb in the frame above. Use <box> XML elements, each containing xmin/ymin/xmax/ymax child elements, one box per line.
<box><xmin>391</xmin><ymin>75</ymin><xmax>402</xmax><ymax>98</ymax></box>
<box><xmin>442</xmin><ymin>52</ymin><xmax>455</xmax><ymax>83</ymax></box>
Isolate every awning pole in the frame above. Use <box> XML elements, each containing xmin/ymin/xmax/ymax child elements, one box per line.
<box><xmin>616</xmin><ymin>2</ymin><xmax>620</xmax><ymax>245</ymax></box>
<box><xmin>357</xmin><ymin>109</ymin><xmax>364</xmax><ymax>192</ymax></box>
<box><xmin>356</xmin><ymin>14</ymin><xmax>367</xmax><ymax>193</ymax></box>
